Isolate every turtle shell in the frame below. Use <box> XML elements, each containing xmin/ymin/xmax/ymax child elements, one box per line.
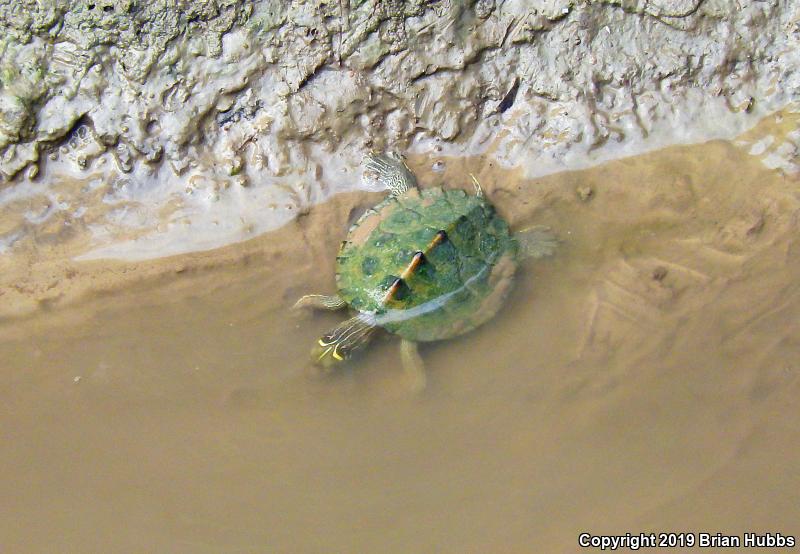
<box><xmin>335</xmin><ymin>187</ymin><xmax>518</xmax><ymax>342</ymax></box>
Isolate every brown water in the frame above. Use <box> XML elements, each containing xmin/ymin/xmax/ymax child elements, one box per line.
<box><xmin>2</xmin><ymin>121</ymin><xmax>800</xmax><ymax>552</ymax></box>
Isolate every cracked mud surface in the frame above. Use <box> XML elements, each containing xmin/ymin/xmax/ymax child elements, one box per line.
<box><xmin>1</xmin><ymin>0</ymin><xmax>799</xmax><ymax>259</ymax></box>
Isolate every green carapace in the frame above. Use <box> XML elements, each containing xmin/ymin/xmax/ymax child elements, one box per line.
<box><xmin>295</xmin><ymin>153</ymin><xmax>556</xmax><ymax>389</ymax></box>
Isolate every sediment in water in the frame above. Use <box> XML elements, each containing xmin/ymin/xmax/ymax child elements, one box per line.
<box><xmin>1</xmin><ymin>133</ymin><xmax>799</xmax><ymax>552</ymax></box>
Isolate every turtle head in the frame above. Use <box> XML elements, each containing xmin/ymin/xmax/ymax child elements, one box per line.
<box><xmin>311</xmin><ymin>314</ymin><xmax>376</xmax><ymax>370</ymax></box>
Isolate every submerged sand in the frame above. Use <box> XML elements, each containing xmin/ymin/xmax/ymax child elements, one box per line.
<box><xmin>1</xmin><ymin>113</ymin><xmax>799</xmax><ymax>551</ymax></box>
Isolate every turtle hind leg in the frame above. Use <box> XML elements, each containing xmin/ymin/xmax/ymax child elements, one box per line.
<box><xmin>515</xmin><ymin>226</ymin><xmax>559</xmax><ymax>260</ymax></box>
<box><xmin>293</xmin><ymin>294</ymin><xmax>347</xmax><ymax>311</ymax></box>
<box><xmin>365</xmin><ymin>153</ymin><xmax>418</xmax><ymax>197</ymax></box>
<box><xmin>400</xmin><ymin>339</ymin><xmax>427</xmax><ymax>392</ymax></box>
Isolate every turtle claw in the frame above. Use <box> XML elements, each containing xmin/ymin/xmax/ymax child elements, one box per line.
<box><xmin>469</xmin><ymin>173</ymin><xmax>484</xmax><ymax>198</ymax></box>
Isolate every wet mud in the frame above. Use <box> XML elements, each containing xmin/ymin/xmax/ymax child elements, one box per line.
<box><xmin>3</xmin><ymin>1</ymin><xmax>799</xmax><ymax>259</ymax></box>
<box><xmin>1</xmin><ymin>121</ymin><xmax>799</xmax><ymax>551</ymax></box>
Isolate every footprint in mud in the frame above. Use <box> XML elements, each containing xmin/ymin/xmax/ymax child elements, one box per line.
<box><xmin>579</xmin><ymin>255</ymin><xmax>709</xmax><ymax>359</ymax></box>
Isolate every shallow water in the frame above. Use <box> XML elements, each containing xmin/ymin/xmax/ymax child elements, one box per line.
<box><xmin>2</xmin><ymin>125</ymin><xmax>800</xmax><ymax>551</ymax></box>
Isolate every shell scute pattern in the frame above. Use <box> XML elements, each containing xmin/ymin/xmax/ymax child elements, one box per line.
<box><xmin>335</xmin><ymin>187</ymin><xmax>518</xmax><ymax>342</ymax></box>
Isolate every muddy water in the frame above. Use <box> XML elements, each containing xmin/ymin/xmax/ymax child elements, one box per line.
<box><xmin>2</xmin><ymin>130</ymin><xmax>800</xmax><ymax>552</ymax></box>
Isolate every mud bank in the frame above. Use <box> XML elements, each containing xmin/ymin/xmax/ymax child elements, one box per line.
<box><xmin>1</xmin><ymin>1</ymin><xmax>799</xmax><ymax>260</ymax></box>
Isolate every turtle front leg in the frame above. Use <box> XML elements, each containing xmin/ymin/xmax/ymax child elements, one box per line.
<box><xmin>400</xmin><ymin>339</ymin><xmax>427</xmax><ymax>392</ymax></box>
<box><xmin>293</xmin><ymin>294</ymin><xmax>347</xmax><ymax>311</ymax></box>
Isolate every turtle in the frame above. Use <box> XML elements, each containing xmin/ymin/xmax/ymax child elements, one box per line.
<box><xmin>294</xmin><ymin>153</ymin><xmax>556</xmax><ymax>388</ymax></box>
